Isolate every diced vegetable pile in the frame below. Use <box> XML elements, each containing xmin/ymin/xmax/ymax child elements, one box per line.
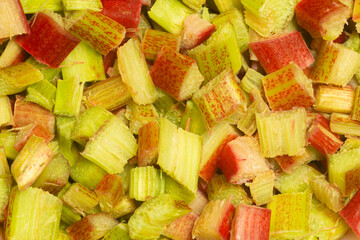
<box><xmin>3</xmin><ymin>0</ymin><xmax>360</xmax><ymax>239</ymax></box>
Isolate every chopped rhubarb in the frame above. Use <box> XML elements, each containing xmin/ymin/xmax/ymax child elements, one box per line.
<box><xmin>0</xmin><ymin>40</ymin><xmax>28</xmax><ymax>68</ymax></box>
<box><xmin>163</xmin><ymin>211</ymin><xmax>199</xmax><ymax>240</ymax></box>
<box><xmin>314</xmin><ymin>85</ymin><xmax>354</xmax><ymax>114</ymax></box>
<box><xmin>0</xmin><ymin>0</ymin><xmax>30</xmax><ymax>39</ymax></box>
<box><xmin>125</xmin><ymin>101</ymin><xmax>159</xmax><ymax>134</ymax></box>
<box><xmin>247</xmin><ymin>170</ymin><xmax>275</xmax><ymax>206</ymax></box>
<box><xmin>339</xmin><ymin>190</ymin><xmax>360</xmax><ymax>238</ymax></box>
<box><xmin>137</xmin><ymin>120</ymin><xmax>159</xmax><ymax>167</ymax></box>
<box><xmin>13</xmin><ymin>123</ymin><xmax>54</xmax><ymax>152</ymax></box>
<box><xmin>95</xmin><ymin>174</ymin><xmax>124</xmax><ymax>211</ymax></box>
<box><xmin>274</xmin><ymin>149</ymin><xmax>312</xmax><ymax>173</ymax></box>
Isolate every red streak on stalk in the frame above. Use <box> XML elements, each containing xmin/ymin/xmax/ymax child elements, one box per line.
<box><xmin>101</xmin><ymin>0</ymin><xmax>142</xmax><ymax>28</ymax></box>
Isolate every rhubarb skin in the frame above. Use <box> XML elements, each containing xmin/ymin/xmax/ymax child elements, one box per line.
<box><xmin>0</xmin><ymin>0</ymin><xmax>30</xmax><ymax>39</ymax></box>
<box><xmin>100</xmin><ymin>0</ymin><xmax>142</xmax><ymax>28</ymax></box>
<box><xmin>339</xmin><ymin>190</ymin><xmax>360</xmax><ymax>237</ymax></box>
<box><xmin>250</xmin><ymin>31</ymin><xmax>314</xmax><ymax>74</ymax></box>
<box><xmin>163</xmin><ymin>211</ymin><xmax>199</xmax><ymax>240</ymax></box>
<box><xmin>181</xmin><ymin>14</ymin><xmax>215</xmax><ymax>50</ymax></box>
<box><xmin>295</xmin><ymin>0</ymin><xmax>351</xmax><ymax>40</ymax></box>
<box><xmin>137</xmin><ymin>120</ymin><xmax>159</xmax><ymax>167</ymax></box>
<box><xmin>219</xmin><ymin>136</ymin><xmax>270</xmax><ymax>185</ymax></box>
<box><xmin>262</xmin><ymin>62</ymin><xmax>315</xmax><ymax>111</ymax></box>
<box><xmin>95</xmin><ymin>174</ymin><xmax>124</xmax><ymax>210</ymax></box>
<box><xmin>150</xmin><ymin>46</ymin><xmax>204</xmax><ymax>102</ymax></box>
<box><xmin>231</xmin><ymin>204</ymin><xmax>271</xmax><ymax>240</ymax></box>
<box><xmin>15</xmin><ymin>12</ymin><xmax>80</xmax><ymax>68</ymax></box>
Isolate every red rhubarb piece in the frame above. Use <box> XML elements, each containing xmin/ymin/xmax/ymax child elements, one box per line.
<box><xmin>101</xmin><ymin>0</ymin><xmax>142</xmax><ymax>29</ymax></box>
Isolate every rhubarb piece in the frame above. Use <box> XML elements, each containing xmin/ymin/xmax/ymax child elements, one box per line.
<box><xmin>0</xmin><ymin>62</ymin><xmax>43</xmax><ymax>96</ymax></box>
<box><xmin>0</xmin><ymin>40</ymin><xmax>28</xmax><ymax>68</ymax></box>
<box><xmin>262</xmin><ymin>62</ymin><xmax>315</xmax><ymax>110</ymax></box>
<box><xmin>311</xmin><ymin>176</ymin><xmax>345</xmax><ymax>212</ymax></box>
<box><xmin>83</xmin><ymin>75</ymin><xmax>132</xmax><ymax>111</ymax></box>
<box><xmin>0</xmin><ymin>148</ymin><xmax>10</xmax><ymax>175</ymax></box>
<box><xmin>207</xmin><ymin>174</ymin><xmax>252</xmax><ymax>206</ymax></box>
<box><xmin>100</xmin><ymin>0</ymin><xmax>142</xmax><ymax>28</ymax></box>
<box><xmin>25</xmin><ymin>57</ymin><xmax>61</xmax><ymax>85</ymax></box>
<box><xmin>163</xmin><ymin>211</ymin><xmax>199</xmax><ymax>240</ymax></box>
<box><xmin>0</xmin><ymin>96</ymin><xmax>13</xmax><ymax>127</ymax></box>
<box><xmin>267</xmin><ymin>191</ymin><xmax>311</xmax><ymax>239</ymax></box>
<box><xmin>66</xmin><ymin>213</ymin><xmax>118</xmax><ymax>240</ymax></box>
<box><xmin>153</xmin><ymin>89</ymin><xmax>175</xmax><ymax>116</ymax></box>
<box><xmin>56</xmin><ymin>116</ymin><xmax>78</xmax><ymax>167</ymax></box>
<box><xmin>125</xmin><ymin>101</ymin><xmax>159</xmax><ymax>134</ymax></box>
<box><xmin>137</xmin><ymin>120</ymin><xmax>159</xmax><ymax>167</ymax></box>
<box><xmin>211</xmin><ymin>8</ymin><xmax>249</xmax><ymax>53</ymax></box>
<box><xmin>148</xmin><ymin>0</ymin><xmax>193</xmax><ymax>34</ymax></box>
<box><xmin>62</xmin><ymin>41</ymin><xmax>105</xmax><ymax>83</ymax></box>
<box><xmin>275</xmin><ymin>165</ymin><xmax>322</xmax><ymax>193</ymax></box>
<box><xmin>231</xmin><ymin>204</ymin><xmax>271</xmax><ymax>240</ymax></box>
<box><xmin>192</xmin><ymin>199</ymin><xmax>235</xmax><ymax>240</ymax></box>
<box><xmin>70</xmin><ymin>156</ymin><xmax>107</xmax><ymax>189</ymax></box>
<box><xmin>81</xmin><ymin>116</ymin><xmax>137</xmax><ymax>174</ymax></box>
<box><xmin>314</xmin><ymin>85</ymin><xmax>354</xmax><ymax>114</ymax></box>
<box><xmin>165</xmin><ymin>174</ymin><xmax>196</xmax><ymax>203</ymax></box>
<box><xmin>142</xmin><ymin>29</ymin><xmax>181</xmax><ymax>62</ymax></box>
<box><xmin>158</xmin><ymin>117</ymin><xmax>202</xmax><ymax>195</ymax></box>
<box><xmin>274</xmin><ymin>149</ymin><xmax>312</xmax><ymax>174</ymax></box>
<box><xmin>183</xmin><ymin>0</ymin><xmax>204</xmax><ymax>11</ymax></box>
<box><xmin>241</xmin><ymin>0</ymin><xmax>294</xmax><ymax>37</ymax></box>
<box><xmin>0</xmin><ymin>131</ymin><xmax>18</xmax><ymax>160</ymax></box>
<box><xmin>105</xmin><ymin>195</ymin><xmax>136</xmax><ymax>218</ymax></box>
<box><xmin>256</xmin><ymin>108</ymin><xmax>307</xmax><ymax>158</ymax></box>
<box><xmin>71</xmin><ymin>106</ymin><xmax>113</xmax><ymax>146</ymax></box>
<box><xmin>240</xmin><ymin>68</ymin><xmax>263</xmax><ymax>94</ymax></box>
<box><xmin>58</xmin><ymin>230</ymin><xmax>71</xmax><ymax>240</ymax></box>
<box><xmin>339</xmin><ymin>190</ymin><xmax>360</xmax><ymax>237</ymax></box>
<box><xmin>15</xmin><ymin>12</ymin><xmax>80</xmax><ymax>68</ymax></box>
<box><xmin>310</xmin><ymin>41</ymin><xmax>360</xmax><ymax>86</ymax></box>
<box><xmin>189</xmin><ymin>23</ymin><xmax>242</xmax><ymax>82</ymax></box>
<box><xmin>117</xmin><ymin>38</ymin><xmax>156</xmax><ymax>105</ymax></box>
<box><xmin>352</xmin><ymin>86</ymin><xmax>360</xmax><ymax>121</ymax></box>
<box><xmin>95</xmin><ymin>174</ymin><xmax>124</xmax><ymax>211</ymax></box>
<box><xmin>328</xmin><ymin>146</ymin><xmax>360</xmax><ymax>196</ymax></box>
<box><xmin>129</xmin><ymin>166</ymin><xmax>165</xmax><ymax>201</ymax></box>
<box><xmin>5</xmin><ymin>186</ymin><xmax>62</xmax><ymax>240</ymax></box>
<box><xmin>151</xmin><ymin>46</ymin><xmax>204</xmax><ymax>101</ymax></box>
<box><xmin>66</xmin><ymin>10</ymin><xmax>125</xmax><ymax>55</ymax></box>
<box><xmin>0</xmin><ymin>174</ymin><xmax>11</xmax><ymax>222</ymax></box>
<box><xmin>247</xmin><ymin>170</ymin><xmax>274</xmax><ymax>206</ymax></box>
<box><xmin>200</xmin><ymin>123</ymin><xmax>238</xmax><ymax>183</ymax></box>
<box><xmin>250</xmin><ymin>31</ymin><xmax>314</xmax><ymax>74</ymax></box>
<box><xmin>189</xmin><ymin>189</ymin><xmax>209</xmax><ymax>215</ymax></box>
<box><xmin>13</xmin><ymin>123</ymin><xmax>54</xmax><ymax>152</ymax></box>
<box><xmin>219</xmin><ymin>136</ymin><xmax>269</xmax><ymax>184</ymax></box>
<box><xmin>340</xmin><ymin>138</ymin><xmax>360</xmax><ymax>153</ymax></box>
<box><xmin>11</xmin><ymin>135</ymin><xmax>54</xmax><ymax>190</ymax></box>
<box><xmin>54</xmin><ymin>78</ymin><xmax>84</xmax><ymax>117</ymax></box>
<box><xmin>61</xmin><ymin>183</ymin><xmax>99</xmax><ymax>216</ymax></box>
<box><xmin>0</xmin><ymin>0</ymin><xmax>30</xmax><ymax>38</ymax></box>
<box><xmin>62</xmin><ymin>0</ymin><xmax>103</xmax><ymax>11</ymax></box>
<box><xmin>295</xmin><ymin>0</ymin><xmax>351</xmax><ymax>40</ymax></box>
<box><xmin>181</xmin><ymin>14</ymin><xmax>215</xmax><ymax>50</ymax></box>
<box><xmin>103</xmin><ymin>223</ymin><xmax>130</xmax><ymax>240</ymax></box>
<box><xmin>164</xmin><ymin>103</ymin><xmax>185</xmax><ymax>127</ymax></box>
<box><xmin>180</xmin><ymin>100</ymin><xmax>206</xmax><ymax>135</ymax></box>
<box><xmin>354</xmin><ymin>0</ymin><xmax>360</xmax><ymax>23</ymax></box>
<box><xmin>25</xmin><ymin>80</ymin><xmax>56</xmax><ymax>111</ymax></box>
<box><xmin>193</xmin><ymin>69</ymin><xmax>247</xmax><ymax>129</ymax></box>
<box><xmin>330</xmin><ymin>113</ymin><xmax>360</xmax><ymax>137</ymax></box>
<box><xmin>19</xmin><ymin>0</ymin><xmax>63</xmax><ymax>13</ymax></box>
<box><xmin>128</xmin><ymin>194</ymin><xmax>191</xmax><ymax>239</ymax></box>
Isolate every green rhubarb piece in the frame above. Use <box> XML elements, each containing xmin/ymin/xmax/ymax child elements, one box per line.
<box><xmin>339</xmin><ymin>138</ymin><xmax>360</xmax><ymax>153</ymax></box>
<box><xmin>61</xmin><ymin>205</ymin><xmax>82</xmax><ymax>226</ymax></box>
<box><xmin>148</xmin><ymin>0</ymin><xmax>194</xmax><ymax>34</ymax></box>
<box><xmin>211</xmin><ymin>8</ymin><xmax>249</xmax><ymax>52</ymax></box>
<box><xmin>125</xmin><ymin>101</ymin><xmax>159</xmax><ymax>135</ymax></box>
<box><xmin>5</xmin><ymin>186</ymin><xmax>62</xmax><ymax>240</ymax></box>
<box><xmin>0</xmin><ymin>148</ymin><xmax>10</xmax><ymax>175</ymax></box>
<box><xmin>189</xmin><ymin>22</ymin><xmax>242</xmax><ymax>82</ymax></box>
<box><xmin>56</xmin><ymin>116</ymin><xmax>78</xmax><ymax>167</ymax></box>
<box><xmin>267</xmin><ymin>191</ymin><xmax>311</xmax><ymax>239</ymax></box>
<box><xmin>0</xmin><ymin>174</ymin><xmax>11</xmax><ymax>222</ymax></box>
<box><xmin>247</xmin><ymin>170</ymin><xmax>274</xmax><ymax>206</ymax></box>
<box><xmin>0</xmin><ymin>95</ymin><xmax>13</xmax><ymax>127</ymax></box>
<box><xmin>62</xmin><ymin>0</ymin><xmax>103</xmax><ymax>11</ymax></box>
<box><xmin>275</xmin><ymin>165</ymin><xmax>322</xmax><ymax>194</ymax></box>
<box><xmin>240</xmin><ymin>68</ymin><xmax>264</xmax><ymax>94</ymax></box>
<box><xmin>0</xmin><ymin>62</ymin><xmax>43</xmax><ymax>96</ymax></box>
<box><xmin>26</xmin><ymin>57</ymin><xmax>61</xmax><ymax>85</ymax></box>
<box><xmin>0</xmin><ymin>40</ymin><xmax>24</xmax><ymax>68</ymax></box>
<box><xmin>183</xmin><ymin>0</ymin><xmax>205</xmax><ymax>11</ymax></box>
<box><xmin>54</xmin><ymin>78</ymin><xmax>84</xmax><ymax>117</ymax></box>
<box><xmin>129</xmin><ymin>166</ymin><xmax>165</xmax><ymax>201</ymax></box>
<box><xmin>128</xmin><ymin>194</ymin><xmax>191</xmax><ymax>240</ymax></box>
<box><xmin>164</xmin><ymin>103</ymin><xmax>185</xmax><ymax>127</ymax></box>
<box><xmin>165</xmin><ymin>174</ymin><xmax>196</xmax><ymax>203</ymax></box>
<box><xmin>118</xmin><ymin>38</ymin><xmax>157</xmax><ymax>105</ymax></box>
<box><xmin>330</xmin><ymin>113</ymin><xmax>360</xmax><ymax>136</ymax></box>
<box><xmin>207</xmin><ymin>174</ymin><xmax>252</xmax><ymax>206</ymax></box>
<box><xmin>311</xmin><ymin>41</ymin><xmax>360</xmax><ymax>87</ymax></box>
<box><xmin>19</xmin><ymin>0</ymin><xmax>63</xmax><ymax>13</ymax></box>
<box><xmin>103</xmin><ymin>223</ymin><xmax>131</xmax><ymax>240</ymax></box>
<box><xmin>158</xmin><ymin>117</ymin><xmax>202</xmax><ymax>196</ymax></box>
<box><xmin>57</xmin><ymin>230</ymin><xmax>71</xmax><ymax>240</ymax></box>
<box><xmin>66</xmin><ymin>10</ymin><xmax>126</xmax><ymax>55</ymax></box>
<box><xmin>25</xmin><ymin>80</ymin><xmax>56</xmax><ymax>111</ymax></box>
<box><xmin>70</xmin><ymin>156</ymin><xmax>107</xmax><ymax>189</ymax></box>
<box><xmin>11</xmin><ymin>135</ymin><xmax>54</xmax><ymax>191</ymax></box>
<box><xmin>352</xmin><ymin>86</ymin><xmax>360</xmax><ymax>121</ymax></box>
<box><xmin>61</xmin><ymin>183</ymin><xmax>99</xmax><ymax>216</ymax></box>
<box><xmin>71</xmin><ymin>106</ymin><xmax>113</xmax><ymax>146</ymax></box>
<box><xmin>120</xmin><ymin>163</ymin><xmax>136</xmax><ymax>193</ymax></box>
<box><xmin>153</xmin><ymin>88</ymin><xmax>176</xmax><ymax>116</ymax></box>
<box><xmin>0</xmin><ymin>131</ymin><xmax>18</xmax><ymax>160</ymax></box>
<box><xmin>81</xmin><ymin>116</ymin><xmax>138</xmax><ymax>174</ymax></box>
<box><xmin>241</xmin><ymin>0</ymin><xmax>295</xmax><ymax>37</ymax></box>
<box><xmin>62</xmin><ymin>41</ymin><xmax>105</xmax><ymax>83</ymax></box>
<box><xmin>105</xmin><ymin>195</ymin><xmax>137</xmax><ymax>219</ymax></box>
<box><xmin>256</xmin><ymin>107</ymin><xmax>306</xmax><ymax>158</ymax></box>
<box><xmin>213</xmin><ymin>0</ymin><xmax>239</xmax><ymax>12</ymax></box>
<box><xmin>180</xmin><ymin>100</ymin><xmax>206</xmax><ymax>135</ymax></box>
<box><xmin>313</xmin><ymin>85</ymin><xmax>354</xmax><ymax>114</ymax></box>
<box><xmin>32</xmin><ymin>153</ymin><xmax>71</xmax><ymax>195</ymax></box>
<box><xmin>328</xmin><ymin>146</ymin><xmax>360</xmax><ymax>196</ymax></box>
